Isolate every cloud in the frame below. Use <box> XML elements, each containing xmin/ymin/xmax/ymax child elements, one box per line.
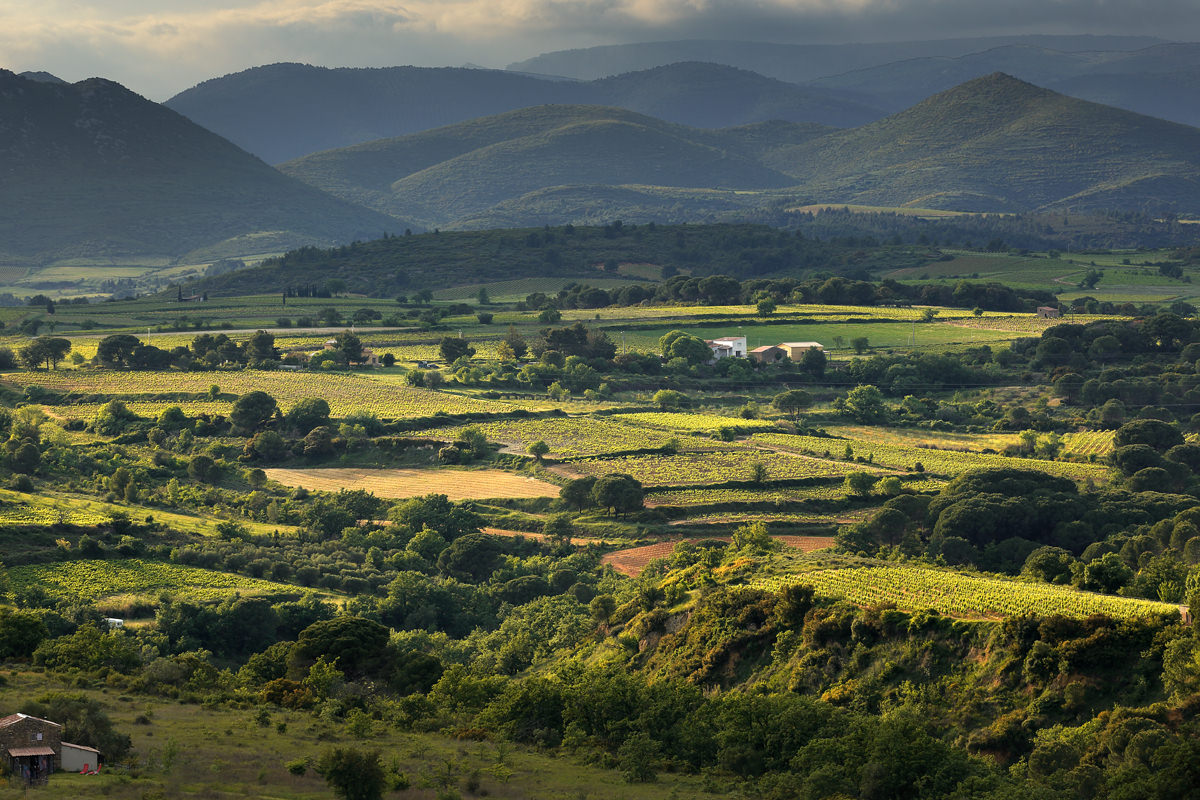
<box><xmin>0</xmin><ymin>0</ymin><xmax>1196</xmax><ymax>99</ymax></box>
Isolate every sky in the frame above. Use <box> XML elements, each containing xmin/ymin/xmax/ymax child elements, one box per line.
<box><xmin>1</xmin><ymin>0</ymin><xmax>1197</xmax><ymax>100</ymax></box>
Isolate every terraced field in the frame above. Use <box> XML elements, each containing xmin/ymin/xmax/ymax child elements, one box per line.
<box><xmin>756</xmin><ymin>555</ymin><xmax>1179</xmax><ymax>620</ymax></box>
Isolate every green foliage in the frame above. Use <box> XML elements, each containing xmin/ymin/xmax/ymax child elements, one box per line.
<box><xmin>315</xmin><ymin>747</ymin><xmax>386</xmax><ymax>800</ymax></box>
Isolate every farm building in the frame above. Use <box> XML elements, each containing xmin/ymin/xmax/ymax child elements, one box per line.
<box><xmin>1</xmin><ymin>713</ymin><xmax>61</xmax><ymax>785</ymax></box>
<box><xmin>779</xmin><ymin>342</ymin><xmax>825</xmax><ymax>361</ymax></box>
<box><xmin>1</xmin><ymin>712</ymin><xmax>102</xmax><ymax>784</ymax></box>
<box><xmin>705</xmin><ymin>336</ymin><xmax>747</xmax><ymax>362</ymax></box>
<box><xmin>1036</xmin><ymin>306</ymin><xmax>1062</xmax><ymax>318</ymax></box>
<box><xmin>60</xmin><ymin>742</ymin><xmax>101</xmax><ymax>773</ymax></box>
<box><xmin>749</xmin><ymin>345</ymin><xmax>786</xmax><ymax>364</ymax></box>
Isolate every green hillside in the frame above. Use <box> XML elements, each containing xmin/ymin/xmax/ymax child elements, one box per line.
<box><xmin>0</xmin><ymin>70</ymin><xmax>400</xmax><ymax>265</ymax></box>
<box><xmin>767</xmin><ymin>72</ymin><xmax>1200</xmax><ymax>213</ymax></box>
<box><xmin>280</xmin><ymin>106</ymin><xmax>810</xmax><ymax>228</ymax></box>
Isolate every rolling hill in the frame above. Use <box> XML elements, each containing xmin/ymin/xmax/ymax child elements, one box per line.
<box><xmin>280</xmin><ymin>75</ymin><xmax>1200</xmax><ymax>226</ymax></box>
<box><xmin>165</xmin><ymin>61</ymin><xmax>880</xmax><ymax>163</ymax></box>
<box><xmin>0</xmin><ymin>70</ymin><xmax>402</xmax><ymax>264</ymax></box>
<box><xmin>764</xmin><ymin>73</ymin><xmax>1200</xmax><ymax>214</ymax></box>
<box><xmin>278</xmin><ymin>105</ymin><xmax>824</xmax><ymax>228</ymax></box>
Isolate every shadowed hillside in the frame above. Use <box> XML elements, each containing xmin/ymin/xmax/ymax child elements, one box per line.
<box><xmin>0</xmin><ymin>70</ymin><xmax>401</xmax><ymax>263</ymax></box>
<box><xmin>167</xmin><ymin>61</ymin><xmax>878</xmax><ymax>163</ymax></box>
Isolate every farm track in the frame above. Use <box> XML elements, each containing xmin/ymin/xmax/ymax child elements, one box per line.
<box><xmin>602</xmin><ymin>536</ymin><xmax>836</xmax><ymax>577</ymax></box>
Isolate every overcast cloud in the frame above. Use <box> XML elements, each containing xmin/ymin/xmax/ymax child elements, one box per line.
<box><xmin>1</xmin><ymin>0</ymin><xmax>1197</xmax><ymax>100</ymax></box>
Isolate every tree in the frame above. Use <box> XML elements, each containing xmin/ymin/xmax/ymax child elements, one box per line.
<box><xmin>323</xmin><ymin>278</ymin><xmax>348</xmax><ymax>297</ymax></box>
<box><xmin>334</xmin><ymin>331</ymin><xmax>363</xmax><ymax>364</ymax></box>
<box><xmin>527</xmin><ymin>440</ymin><xmax>550</xmax><ymax>462</ymax></box>
<box><xmin>756</xmin><ymin>298</ymin><xmax>777</xmax><ymax>316</ymax></box>
<box><xmin>315</xmin><ymin>746</ymin><xmax>386</xmax><ymax>800</ymax></box>
<box><xmin>772</xmin><ymin>389</ymin><xmax>812</xmax><ymax>418</ymax></box>
<box><xmin>19</xmin><ymin>337</ymin><xmax>70</xmax><ymax>370</ymax></box>
<box><xmin>188</xmin><ymin>454</ymin><xmax>217</xmax><ymax>482</ymax></box>
<box><xmin>95</xmin><ymin>334</ymin><xmax>142</xmax><ymax>368</ymax></box>
<box><xmin>439</xmin><ymin>336</ymin><xmax>475</xmax><ymax>363</ymax></box>
<box><xmin>667</xmin><ymin>335</ymin><xmax>711</xmax><ymax>366</ymax></box>
<box><xmin>845</xmin><ymin>471</ymin><xmax>880</xmax><ymax>496</ymax></box>
<box><xmin>652</xmin><ymin>389</ymin><xmax>687</xmax><ymax>410</ymax></box>
<box><xmin>800</xmin><ymin>346</ymin><xmax>826</xmax><ymax>377</ymax></box>
<box><xmin>245</xmin><ymin>330</ymin><xmax>277</xmax><ymax>365</ymax></box>
<box><xmin>851</xmin><ymin>337</ymin><xmax>870</xmax><ymax>354</ymax></box>
<box><xmin>230</xmin><ymin>391</ymin><xmax>278</xmax><ymax>434</ymax></box>
<box><xmin>560</xmin><ymin>476</ymin><xmax>596</xmax><ymax>510</ymax></box>
<box><xmin>286</xmin><ymin>397</ymin><xmax>331</xmax><ymax>434</ymax></box>
<box><xmin>1114</xmin><ymin>419</ymin><xmax>1184</xmax><ymax>452</ymax></box>
<box><xmin>591</xmin><ymin>473</ymin><xmax>644</xmax><ymax>517</ymax></box>
<box><xmin>840</xmin><ymin>385</ymin><xmax>888</xmax><ymax>424</ymax></box>
<box><xmin>503</xmin><ymin>326</ymin><xmax>528</xmax><ymax>359</ymax></box>
<box><xmin>1053</xmin><ymin>373</ymin><xmax>1085</xmax><ymax>404</ymax></box>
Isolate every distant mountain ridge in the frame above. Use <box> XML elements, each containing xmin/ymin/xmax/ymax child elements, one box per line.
<box><xmin>808</xmin><ymin>42</ymin><xmax>1200</xmax><ymax>128</ymax></box>
<box><xmin>165</xmin><ymin>61</ymin><xmax>882</xmax><ymax>163</ymax></box>
<box><xmin>0</xmin><ymin>70</ymin><xmax>400</xmax><ymax>263</ymax></box>
<box><xmin>506</xmin><ymin>35</ymin><xmax>1166</xmax><ymax>82</ymax></box>
<box><xmin>279</xmin><ymin>74</ymin><xmax>1200</xmax><ymax>228</ymax></box>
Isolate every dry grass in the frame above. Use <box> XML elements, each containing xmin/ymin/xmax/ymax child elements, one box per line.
<box><xmin>264</xmin><ymin>467</ymin><xmax>561</xmax><ymax>501</ymax></box>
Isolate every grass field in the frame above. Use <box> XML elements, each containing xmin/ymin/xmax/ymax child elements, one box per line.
<box><xmin>6</xmin><ymin>369</ymin><xmax>512</xmax><ymax>419</ymax></box>
<box><xmin>565</xmin><ymin>449</ymin><xmax>889</xmax><ymax>488</ymax></box>
<box><xmin>7</xmin><ymin>559</ymin><xmax>312</xmax><ymax>605</ymax></box>
<box><xmin>0</xmin><ymin>671</ymin><xmax>708</xmax><ymax>800</ymax></box>
<box><xmin>421</xmin><ymin>415</ymin><xmax>688</xmax><ymax>458</ymax></box>
<box><xmin>263</xmin><ymin>467</ymin><xmax>561</xmax><ymax>501</ymax></box>
<box><xmin>757</xmin><ymin>554</ymin><xmax>1180</xmax><ymax>620</ymax></box>
<box><xmin>751</xmin><ymin>432</ymin><xmax>1110</xmax><ymax>482</ymax></box>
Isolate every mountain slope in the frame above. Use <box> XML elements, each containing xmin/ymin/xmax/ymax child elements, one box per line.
<box><xmin>167</xmin><ymin>61</ymin><xmax>877</xmax><ymax>163</ymax></box>
<box><xmin>507</xmin><ymin>35</ymin><xmax>1165</xmax><ymax>82</ymax></box>
<box><xmin>0</xmin><ymin>70</ymin><xmax>401</xmax><ymax>263</ymax></box>
<box><xmin>810</xmin><ymin>42</ymin><xmax>1200</xmax><ymax>123</ymax></box>
<box><xmin>278</xmin><ymin>105</ymin><xmax>816</xmax><ymax>227</ymax></box>
<box><xmin>766</xmin><ymin>73</ymin><xmax>1200</xmax><ymax>213</ymax></box>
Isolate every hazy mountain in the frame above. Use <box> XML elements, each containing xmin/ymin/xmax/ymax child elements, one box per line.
<box><xmin>166</xmin><ymin>61</ymin><xmax>879</xmax><ymax>163</ymax></box>
<box><xmin>507</xmin><ymin>35</ymin><xmax>1165</xmax><ymax>82</ymax></box>
<box><xmin>279</xmin><ymin>105</ymin><xmax>825</xmax><ymax>227</ymax></box>
<box><xmin>0</xmin><ymin>70</ymin><xmax>401</xmax><ymax>263</ymax></box>
<box><xmin>810</xmin><ymin>42</ymin><xmax>1200</xmax><ymax>122</ymax></box>
<box><xmin>1050</xmin><ymin>67</ymin><xmax>1200</xmax><ymax>128</ymax></box>
<box><xmin>583</xmin><ymin>62</ymin><xmax>881</xmax><ymax>129</ymax></box>
<box><xmin>765</xmin><ymin>73</ymin><xmax>1200</xmax><ymax>214</ymax></box>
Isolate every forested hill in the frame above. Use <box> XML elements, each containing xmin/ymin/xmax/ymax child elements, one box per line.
<box><xmin>166</xmin><ymin>62</ymin><xmax>878</xmax><ymax>164</ymax></box>
<box><xmin>276</xmin><ymin>105</ymin><xmax>817</xmax><ymax>229</ymax></box>
<box><xmin>190</xmin><ymin>223</ymin><xmax>934</xmax><ymax>297</ymax></box>
<box><xmin>766</xmin><ymin>72</ymin><xmax>1200</xmax><ymax>214</ymax></box>
<box><xmin>0</xmin><ymin>70</ymin><xmax>400</xmax><ymax>263</ymax></box>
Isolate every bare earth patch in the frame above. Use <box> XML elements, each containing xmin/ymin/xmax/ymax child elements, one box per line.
<box><xmin>264</xmin><ymin>468</ymin><xmax>561</xmax><ymax>501</ymax></box>
<box><xmin>602</xmin><ymin>536</ymin><xmax>836</xmax><ymax>577</ymax></box>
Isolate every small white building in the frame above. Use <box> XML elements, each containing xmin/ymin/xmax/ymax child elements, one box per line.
<box><xmin>705</xmin><ymin>336</ymin><xmax>747</xmax><ymax>361</ymax></box>
<box><xmin>59</xmin><ymin>742</ymin><xmax>101</xmax><ymax>773</ymax></box>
